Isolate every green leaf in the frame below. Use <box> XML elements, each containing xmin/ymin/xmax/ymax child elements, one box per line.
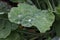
<box><xmin>0</xmin><ymin>38</ymin><xmax>5</xmax><ymax>40</ymax></box>
<box><xmin>10</xmin><ymin>0</ymin><xmax>26</xmax><ymax>3</ymax></box>
<box><xmin>0</xmin><ymin>1</ymin><xmax>11</xmax><ymax>14</ymax></box>
<box><xmin>0</xmin><ymin>14</ymin><xmax>8</xmax><ymax>20</ymax></box>
<box><xmin>21</xmin><ymin>16</ymin><xmax>33</xmax><ymax>27</ymax></box>
<box><xmin>0</xmin><ymin>14</ymin><xmax>18</xmax><ymax>31</ymax></box>
<box><xmin>8</xmin><ymin>3</ymin><xmax>39</xmax><ymax>25</ymax></box>
<box><xmin>26</xmin><ymin>0</ymin><xmax>33</xmax><ymax>5</ymax></box>
<box><xmin>0</xmin><ymin>19</ymin><xmax>5</xmax><ymax>30</ymax></box>
<box><xmin>53</xmin><ymin>21</ymin><xmax>60</xmax><ymax>37</ymax></box>
<box><xmin>56</xmin><ymin>5</ymin><xmax>60</xmax><ymax>21</ymax></box>
<box><xmin>0</xmin><ymin>20</ymin><xmax>11</xmax><ymax>38</ymax></box>
<box><xmin>8</xmin><ymin>3</ymin><xmax>55</xmax><ymax>33</ymax></box>
<box><xmin>11</xmin><ymin>23</ymin><xmax>18</xmax><ymax>31</ymax></box>
<box><xmin>0</xmin><ymin>19</ymin><xmax>18</xmax><ymax>38</ymax></box>
<box><xmin>5</xmin><ymin>31</ymin><xmax>20</xmax><ymax>40</ymax></box>
<box><xmin>32</xmin><ymin>10</ymin><xmax>55</xmax><ymax>33</ymax></box>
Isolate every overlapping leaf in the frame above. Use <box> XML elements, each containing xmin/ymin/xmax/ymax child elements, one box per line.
<box><xmin>8</xmin><ymin>3</ymin><xmax>55</xmax><ymax>33</ymax></box>
<box><xmin>0</xmin><ymin>1</ymin><xmax>11</xmax><ymax>14</ymax></box>
<box><xmin>0</xmin><ymin>19</ymin><xmax>18</xmax><ymax>38</ymax></box>
<box><xmin>0</xmin><ymin>20</ymin><xmax>11</xmax><ymax>38</ymax></box>
<box><xmin>0</xmin><ymin>38</ymin><xmax>5</xmax><ymax>40</ymax></box>
<box><xmin>5</xmin><ymin>31</ymin><xmax>20</xmax><ymax>40</ymax></box>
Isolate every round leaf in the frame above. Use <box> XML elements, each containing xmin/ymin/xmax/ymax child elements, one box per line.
<box><xmin>5</xmin><ymin>31</ymin><xmax>20</xmax><ymax>40</ymax></box>
<box><xmin>8</xmin><ymin>3</ymin><xmax>55</xmax><ymax>33</ymax></box>
<box><xmin>0</xmin><ymin>20</ymin><xmax>11</xmax><ymax>38</ymax></box>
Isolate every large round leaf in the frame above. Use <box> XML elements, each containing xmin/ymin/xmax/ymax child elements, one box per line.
<box><xmin>0</xmin><ymin>20</ymin><xmax>11</xmax><ymax>38</ymax></box>
<box><xmin>8</xmin><ymin>3</ymin><xmax>39</xmax><ymax>24</ymax></box>
<box><xmin>0</xmin><ymin>19</ymin><xmax>18</xmax><ymax>38</ymax></box>
<box><xmin>8</xmin><ymin>3</ymin><xmax>55</xmax><ymax>33</ymax></box>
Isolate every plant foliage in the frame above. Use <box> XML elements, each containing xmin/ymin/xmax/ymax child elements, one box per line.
<box><xmin>8</xmin><ymin>3</ymin><xmax>55</xmax><ymax>33</ymax></box>
<box><xmin>0</xmin><ymin>0</ymin><xmax>60</xmax><ymax>40</ymax></box>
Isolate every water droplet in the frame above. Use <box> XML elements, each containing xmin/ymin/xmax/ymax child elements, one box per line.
<box><xmin>17</xmin><ymin>21</ymin><xmax>20</xmax><ymax>24</ymax></box>
<box><xmin>18</xmin><ymin>15</ymin><xmax>21</xmax><ymax>18</ymax></box>
<box><xmin>9</xmin><ymin>15</ymin><xmax>11</xmax><ymax>18</ymax></box>
<box><xmin>28</xmin><ymin>19</ymin><xmax>32</xmax><ymax>22</ymax></box>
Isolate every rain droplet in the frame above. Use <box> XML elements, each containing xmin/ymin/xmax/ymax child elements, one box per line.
<box><xmin>9</xmin><ymin>15</ymin><xmax>11</xmax><ymax>18</ymax></box>
<box><xmin>18</xmin><ymin>15</ymin><xmax>21</xmax><ymax>18</ymax></box>
<box><xmin>28</xmin><ymin>19</ymin><xmax>32</xmax><ymax>22</ymax></box>
<box><xmin>17</xmin><ymin>21</ymin><xmax>20</xmax><ymax>24</ymax></box>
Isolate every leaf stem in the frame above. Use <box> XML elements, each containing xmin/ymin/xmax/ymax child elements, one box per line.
<box><xmin>36</xmin><ymin>0</ymin><xmax>41</xmax><ymax>9</ymax></box>
<box><xmin>51</xmin><ymin>0</ymin><xmax>57</xmax><ymax>12</ymax></box>
<box><xmin>44</xmin><ymin>0</ymin><xmax>53</xmax><ymax>11</ymax></box>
